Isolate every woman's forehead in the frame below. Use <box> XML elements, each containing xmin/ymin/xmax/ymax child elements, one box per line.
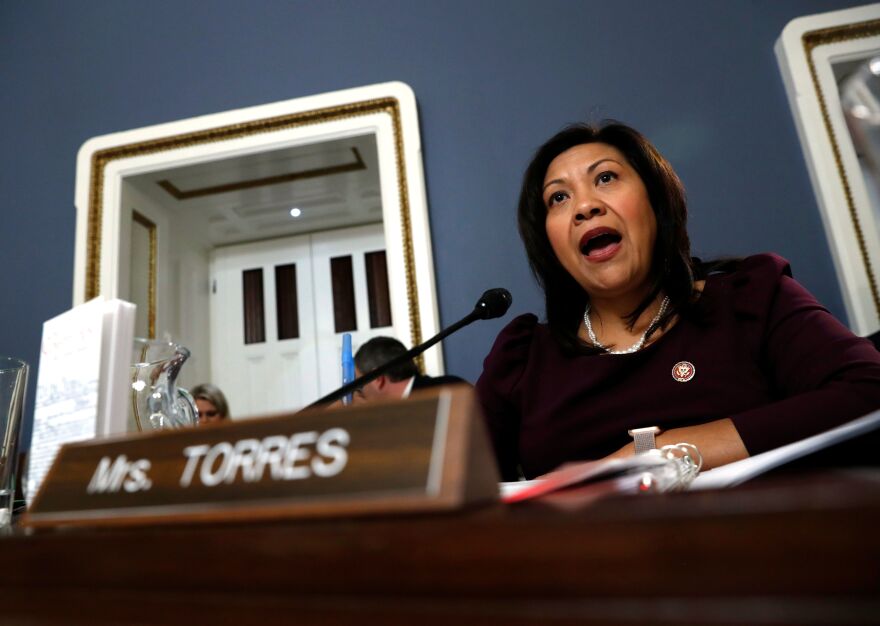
<box><xmin>544</xmin><ymin>143</ymin><xmax>627</xmax><ymax>179</ymax></box>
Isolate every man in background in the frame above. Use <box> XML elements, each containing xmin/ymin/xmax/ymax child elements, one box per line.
<box><xmin>353</xmin><ymin>336</ymin><xmax>469</xmax><ymax>403</ymax></box>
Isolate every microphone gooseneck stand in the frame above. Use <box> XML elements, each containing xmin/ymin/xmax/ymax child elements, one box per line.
<box><xmin>305</xmin><ymin>288</ymin><xmax>512</xmax><ymax>409</ymax></box>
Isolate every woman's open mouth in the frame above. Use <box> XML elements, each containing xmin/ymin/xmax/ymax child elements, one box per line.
<box><xmin>579</xmin><ymin>227</ymin><xmax>622</xmax><ymax>261</ymax></box>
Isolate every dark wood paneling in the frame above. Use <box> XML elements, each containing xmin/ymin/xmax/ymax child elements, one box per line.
<box><xmin>365</xmin><ymin>250</ymin><xmax>392</xmax><ymax>328</ymax></box>
<box><xmin>330</xmin><ymin>256</ymin><xmax>356</xmax><ymax>333</ymax></box>
<box><xmin>242</xmin><ymin>268</ymin><xmax>266</xmax><ymax>344</ymax></box>
<box><xmin>274</xmin><ymin>263</ymin><xmax>299</xmax><ymax>340</ymax></box>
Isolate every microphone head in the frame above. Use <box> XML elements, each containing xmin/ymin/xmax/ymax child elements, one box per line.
<box><xmin>473</xmin><ymin>288</ymin><xmax>513</xmax><ymax>320</ymax></box>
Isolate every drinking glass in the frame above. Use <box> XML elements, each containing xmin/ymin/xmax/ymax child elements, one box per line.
<box><xmin>0</xmin><ymin>357</ymin><xmax>28</xmax><ymax>527</ymax></box>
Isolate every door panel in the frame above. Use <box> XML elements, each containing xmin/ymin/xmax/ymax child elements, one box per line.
<box><xmin>211</xmin><ymin>234</ymin><xmax>318</xmax><ymax>417</ymax></box>
<box><xmin>311</xmin><ymin>225</ymin><xmax>393</xmax><ymax>396</ymax></box>
<box><xmin>210</xmin><ymin>223</ymin><xmax>390</xmax><ymax>416</ymax></box>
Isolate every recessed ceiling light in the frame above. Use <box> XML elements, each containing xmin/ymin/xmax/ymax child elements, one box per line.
<box><xmin>289</xmin><ymin>207</ymin><xmax>302</xmax><ymax>218</ymax></box>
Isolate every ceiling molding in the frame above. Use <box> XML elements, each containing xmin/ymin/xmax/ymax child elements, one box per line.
<box><xmin>156</xmin><ymin>147</ymin><xmax>366</xmax><ymax>200</ymax></box>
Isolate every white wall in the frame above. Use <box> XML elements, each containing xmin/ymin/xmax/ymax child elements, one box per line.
<box><xmin>119</xmin><ymin>182</ymin><xmax>212</xmax><ymax>388</ymax></box>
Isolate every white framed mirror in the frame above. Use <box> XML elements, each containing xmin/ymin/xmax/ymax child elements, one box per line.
<box><xmin>73</xmin><ymin>82</ymin><xmax>443</xmax><ymax>415</ymax></box>
<box><xmin>776</xmin><ymin>4</ymin><xmax>880</xmax><ymax>336</ymax></box>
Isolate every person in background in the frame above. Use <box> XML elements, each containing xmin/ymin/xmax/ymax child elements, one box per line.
<box><xmin>476</xmin><ymin>121</ymin><xmax>880</xmax><ymax>480</ymax></box>
<box><xmin>191</xmin><ymin>383</ymin><xmax>230</xmax><ymax>424</ymax></box>
<box><xmin>353</xmin><ymin>336</ymin><xmax>469</xmax><ymax>403</ymax></box>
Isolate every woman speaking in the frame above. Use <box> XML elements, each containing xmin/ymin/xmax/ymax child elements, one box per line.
<box><xmin>476</xmin><ymin>122</ymin><xmax>880</xmax><ymax>480</ymax></box>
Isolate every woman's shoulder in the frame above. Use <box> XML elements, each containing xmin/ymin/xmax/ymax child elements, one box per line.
<box><xmin>487</xmin><ymin>313</ymin><xmax>543</xmax><ymax>359</ymax></box>
<box><xmin>702</xmin><ymin>253</ymin><xmax>791</xmax><ymax>280</ymax></box>
<box><xmin>701</xmin><ymin>253</ymin><xmax>802</xmax><ymax>318</ymax></box>
<box><xmin>478</xmin><ymin>313</ymin><xmax>547</xmax><ymax>391</ymax></box>
<box><xmin>703</xmin><ymin>253</ymin><xmax>792</xmax><ymax>292</ymax></box>
<box><xmin>498</xmin><ymin>311</ymin><xmax>541</xmax><ymax>335</ymax></box>
<box><xmin>739</xmin><ymin>252</ymin><xmax>792</xmax><ymax>277</ymax></box>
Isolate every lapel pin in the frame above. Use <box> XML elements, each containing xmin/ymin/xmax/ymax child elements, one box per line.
<box><xmin>672</xmin><ymin>361</ymin><xmax>696</xmax><ymax>383</ymax></box>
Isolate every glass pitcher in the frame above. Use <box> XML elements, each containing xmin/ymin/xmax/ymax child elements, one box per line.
<box><xmin>130</xmin><ymin>338</ymin><xmax>198</xmax><ymax>431</ymax></box>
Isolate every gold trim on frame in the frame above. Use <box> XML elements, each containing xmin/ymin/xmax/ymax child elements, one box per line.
<box><xmin>130</xmin><ymin>210</ymin><xmax>157</xmax><ymax>339</ymax></box>
<box><xmin>802</xmin><ymin>19</ymin><xmax>880</xmax><ymax>319</ymax></box>
<box><xmin>85</xmin><ymin>97</ymin><xmax>424</xmax><ymax>351</ymax></box>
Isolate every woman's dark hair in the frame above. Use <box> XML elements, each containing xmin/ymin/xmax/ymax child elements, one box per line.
<box><xmin>517</xmin><ymin>121</ymin><xmax>696</xmax><ymax>354</ymax></box>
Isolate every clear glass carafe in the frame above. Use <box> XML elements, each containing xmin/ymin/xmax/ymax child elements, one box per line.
<box><xmin>130</xmin><ymin>339</ymin><xmax>198</xmax><ymax>431</ymax></box>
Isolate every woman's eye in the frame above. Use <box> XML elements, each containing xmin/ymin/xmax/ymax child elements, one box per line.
<box><xmin>547</xmin><ymin>191</ymin><xmax>567</xmax><ymax>206</ymax></box>
<box><xmin>596</xmin><ymin>171</ymin><xmax>617</xmax><ymax>185</ymax></box>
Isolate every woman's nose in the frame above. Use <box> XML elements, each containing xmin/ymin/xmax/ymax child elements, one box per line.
<box><xmin>574</xmin><ymin>200</ymin><xmax>605</xmax><ymax>222</ymax></box>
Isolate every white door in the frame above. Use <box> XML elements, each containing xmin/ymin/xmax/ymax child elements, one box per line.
<box><xmin>311</xmin><ymin>224</ymin><xmax>393</xmax><ymax>394</ymax></box>
<box><xmin>210</xmin><ymin>224</ymin><xmax>392</xmax><ymax>416</ymax></box>
<box><xmin>211</xmin><ymin>234</ymin><xmax>318</xmax><ymax>417</ymax></box>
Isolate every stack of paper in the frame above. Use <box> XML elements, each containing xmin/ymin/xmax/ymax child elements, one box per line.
<box><xmin>690</xmin><ymin>409</ymin><xmax>880</xmax><ymax>490</ymax></box>
<box><xmin>26</xmin><ymin>298</ymin><xmax>135</xmax><ymax>503</ymax></box>
<box><xmin>501</xmin><ymin>410</ymin><xmax>880</xmax><ymax>504</ymax></box>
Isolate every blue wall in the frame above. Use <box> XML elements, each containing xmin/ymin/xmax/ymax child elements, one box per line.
<box><xmin>0</xmin><ymin>0</ymin><xmax>864</xmax><ymax>441</ymax></box>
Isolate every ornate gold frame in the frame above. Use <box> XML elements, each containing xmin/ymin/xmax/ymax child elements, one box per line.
<box><xmin>84</xmin><ymin>97</ymin><xmax>423</xmax><ymax>350</ymax></box>
<box><xmin>801</xmin><ymin>18</ymin><xmax>880</xmax><ymax>319</ymax></box>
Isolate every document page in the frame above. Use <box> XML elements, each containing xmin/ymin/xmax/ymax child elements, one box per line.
<box><xmin>26</xmin><ymin>298</ymin><xmax>105</xmax><ymax>503</ymax></box>
<box><xmin>690</xmin><ymin>409</ymin><xmax>880</xmax><ymax>490</ymax></box>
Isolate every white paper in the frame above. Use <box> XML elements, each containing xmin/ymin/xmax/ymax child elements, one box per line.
<box><xmin>97</xmin><ymin>300</ymin><xmax>136</xmax><ymax>437</ymax></box>
<box><xmin>26</xmin><ymin>297</ymin><xmax>136</xmax><ymax>503</ymax></box>
<box><xmin>27</xmin><ymin>298</ymin><xmax>105</xmax><ymax>502</ymax></box>
<box><xmin>690</xmin><ymin>409</ymin><xmax>880</xmax><ymax>490</ymax></box>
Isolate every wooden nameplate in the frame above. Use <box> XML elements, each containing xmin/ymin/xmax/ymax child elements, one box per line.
<box><xmin>23</xmin><ymin>386</ymin><xmax>500</xmax><ymax>527</ymax></box>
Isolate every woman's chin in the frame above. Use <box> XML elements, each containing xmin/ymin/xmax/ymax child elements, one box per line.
<box><xmin>576</xmin><ymin>271</ymin><xmax>652</xmax><ymax>302</ymax></box>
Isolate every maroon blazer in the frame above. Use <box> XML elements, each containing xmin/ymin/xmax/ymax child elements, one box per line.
<box><xmin>476</xmin><ymin>254</ymin><xmax>880</xmax><ymax>480</ymax></box>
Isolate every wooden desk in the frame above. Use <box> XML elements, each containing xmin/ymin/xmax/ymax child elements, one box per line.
<box><xmin>2</xmin><ymin>471</ymin><xmax>878</xmax><ymax>625</ymax></box>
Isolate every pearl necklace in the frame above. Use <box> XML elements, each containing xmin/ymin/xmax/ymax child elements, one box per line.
<box><xmin>583</xmin><ymin>295</ymin><xmax>670</xmax><ymax>355</ymax></box>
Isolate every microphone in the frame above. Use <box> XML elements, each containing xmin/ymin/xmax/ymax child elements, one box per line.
<box><xmin>472</xmin><ymin>288</ymin><xmax>513</xmax><ymax>320</ymax></box>
<box><xmin>306</xmin><ymin>288</ymin><xmax>512</xmax><ymax>408</ymax></box>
